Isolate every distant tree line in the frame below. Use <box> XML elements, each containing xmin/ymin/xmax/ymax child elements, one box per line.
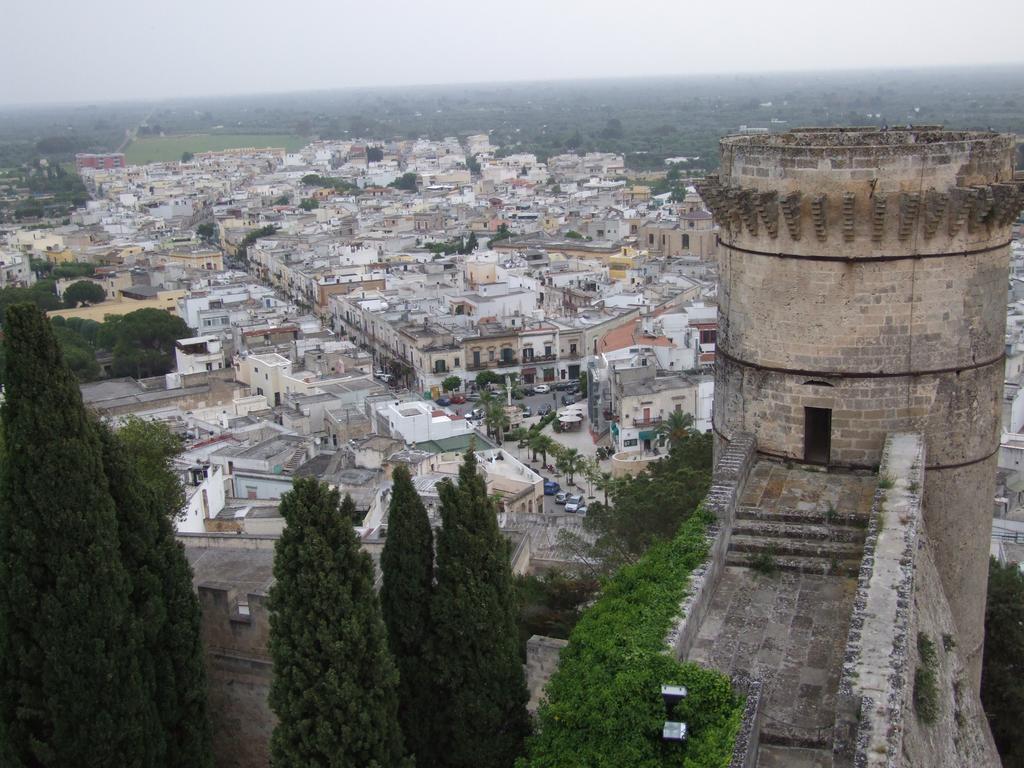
<box><xmin>300</xmin><ymin>174</ymin><xmax>360</xmax><ymax>195</ymax></box>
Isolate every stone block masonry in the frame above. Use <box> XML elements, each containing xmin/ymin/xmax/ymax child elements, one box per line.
<box><xmin>832</xmin><ymin>433</ymin><xmax>1000</xmax><ymax>768</ymax></box>
<box><xmin>701</xmin><ymin>127</ymin><xmax>1022</xmax><ymax>695</ymax></box>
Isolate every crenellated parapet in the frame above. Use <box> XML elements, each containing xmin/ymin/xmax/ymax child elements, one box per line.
<box><xmin>695</xmin><ymin>173</ymin><xmax>1024</xmax><ymax>247</ymax></box>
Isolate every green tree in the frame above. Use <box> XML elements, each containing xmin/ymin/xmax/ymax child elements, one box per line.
<box><xmin>195</xmin><ymin>222</ymin><xmax>216</xmax><ymax>241</ymax></box>
<box><xmin>269</xmin><ymin>480</ymin><xmax>405</xmax><ymax>767</ymax></box>
<box><xmin>555</xmin><ymin>447</ymin><xmax>585</xmax><ymax>486</ymax></box>
<box><xmin>441</xmin><ymin>375</ymin><xmax>462</xmax><ymax>392</ymax></box>
<box><xmin>99</xmin><ymin>421</ymin><xmax>213</xmax><ymax>767</ymax></box>
<box><xmin>389</xmin><ymin>172</ymin><xmax>418</xmax><ymax>192</ymax></box>
<box><xmin>0</xmin><ymin>304</ymin><xmax>152</xmax><ymax>766</ymax></box>
<box><xmin>51</xmin><ymin>322</ymin><xmax>101</xmax><ymax>381</ymax></box>
<box><xmin>475</xmin><ymin>369</ymin><xmax>502</xmax><ymax>390</ymax></box>
<box><xmin>428</xmin><ymin>450</ymin><xmax>531</xmax><ymax>767</ymax></box>
<box><xmin>483</xmin><ymin>395</ymin><xmax>509</xmax><ymax>443</ymax></box>
<box><xmin>458</xmin><ymin>231</ymin><xmax>478</xmax><ymax>255</ymax></box>
<box><xmin>115</xmin><ymin>417</ymin><xmax>185</xmax><ymax>516</ymax></box>
<box><xmin>63</xmin><ymin>279</ymin><xmax>106</xmax><ymax>308</ymax></box>
<box><xmin>490</xmin><ymin>223</ymin><xmax>512</xmax><ymax>242</ymax></box>
<box><xmin>558</xmin><ymin>430</ymin><xmax>712</xmax><ymax>573</ymax></box>
<box><xmin>564</xmin><ymin>230</ymin><xmax>584</xmax><ymax>240</ymax></box>
<box><xmin>655</xmin><ymin>410</ymin><xmax>694</xmax><ymax>450</ymax></box>
<box><xmin>982</xmin><ymin>557</ymin><xmax>1024</xmax><ymax>766</ymax></box>
<box><xmin>298</xmin><ymin>198</ymin><xmax>319</xmax><ymax>211</ymax></box>
<box><xmin>529</xmin><ymin>432</ymin><xmax>557</xmax><ymax>467</ymax></box>
<box><xmin>380</xmin><ymin>465</ymin><xmax>436</xmax><ymax>766</ymax></box>
<box><xmin>181</xmin><ymin>151</ymin><xmax>194</xmax><ymax>163</ymax></box>
<box><xmin>97</xmin><ymin>308</ymin><xmax>191</xmax><ymax>379</ymax></box>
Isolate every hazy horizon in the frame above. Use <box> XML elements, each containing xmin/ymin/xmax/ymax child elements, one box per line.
<box><xmin>2</xmin><ymin>0</ymin><xmax>1022</xmax><ymax>108</ymax></box>
<box><xmin>3</xmin><ymin>63</ymin><xmax>1024</xmax><ymax>113</ymax></box>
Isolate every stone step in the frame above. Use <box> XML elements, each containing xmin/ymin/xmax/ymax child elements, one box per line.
<box><xmin>759</xmin><ymin>725</ymin><xmax>834</xmax><ymax>751</ymax></box>
<box><xmin>736</xmin><ymin>505</ymin><xmax>869</xmax><ymax>528</ymax></box>
<box><xmin>728</xmin><ymin>534</ymin><xmax>863</xmax><ymax>560</ymax></box>
<box><xmin>732</xmin><ymin>519</ymin><xmax>865</xmax><ymax>544</ymax></box>
<box><xmin>726</xmin><ymin>550</ymin><xmax>861</xmax><ymax>578</ymax></box>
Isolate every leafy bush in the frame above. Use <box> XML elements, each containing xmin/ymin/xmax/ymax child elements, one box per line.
<box><xmin>521</xmin><ymin>508</ymin><xmax>743</xmax><ymax>767</ymax></box>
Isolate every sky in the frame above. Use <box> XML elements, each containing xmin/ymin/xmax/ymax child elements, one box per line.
<box><xmin>1</xmin><ymin>0</ymin><xmax>1022</xmax><ymax>106</ymax></box>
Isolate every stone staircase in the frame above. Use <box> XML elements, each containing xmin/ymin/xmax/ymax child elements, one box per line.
<box><xmin>282</xmin><ymin>445</ymin><xmax>307</xmax><ymax>473</ymax></box>
<box><xmin>726</xmin><ymin>506</ymin><xmax>869</xmax><ymax>577</ymax></box>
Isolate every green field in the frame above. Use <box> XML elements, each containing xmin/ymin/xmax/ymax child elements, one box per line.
<box><xmin>124</xmin><ymin>133</ymin><xmax>306</xmax><ymax>164</ymax></box>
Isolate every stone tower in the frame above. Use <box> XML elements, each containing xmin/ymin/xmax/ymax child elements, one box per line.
<box><xmin>697</xmin><ymin>127</ymin><xmax>1024</xmax><ymax>689</ymax></box>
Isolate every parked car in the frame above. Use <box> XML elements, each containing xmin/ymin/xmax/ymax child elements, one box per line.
<box><xmin>521</xmin><ymin>385</ymin><xmax>536</xmax><ymax>396</ymax></box>
<box><xmin>576</xmin><ymin>503</ymin><xmax>588</xmax><ymax>515</ymax></box>
<box><xmin>465</xmin><ymin>392</ymin><xmax>481</xmax><ymax>401</ymax></box>
<box><xmin>543</xmin><ymin>480</ymin><xmax>561</xmax><ymax>496</ymax></box>
<box><xmin>561</xmin><ymin>393</ymin><xmax>579</xmax><ymax>405</ymax></box>
<box><xmin>521</xmin><ymin>405</ymin><xmax>532</xmax><ymax>418</ymax></box>
<box><xmin>538</xmin><ymin>404</ymin><xmax>553</xmax><ymax>416</ymax></box>
<box><xmin>436</xmin><ymin>395</ymin><xmax>451</xmax><ymax>406</ymax></box>
<box><xmin>555</xmin><ymin>491</ymin><xmax>568</xmax><ymax>504</ymax></box>
<box><xmin>555</xmin><ymin>380</ymin><xmax>574</xmax><ymax>391</ymax></box>
<box><xmin>468</xmin><ymin>407</ymin><xmax>484</xmax><ymax>421</ymax></box>
<box><xmin>564</xmin><ymin>494</ymin><xmax>584</xmax><ymax>513</ymax></box>
<box><xmin>449</xmin><ymin>393</ymin><xmax>466</xmax><ymax>404</ymax></box>
<box><xmin>533</xmin><ymin>384</ymin><xmax>551</xmax><ymax>394</ymax></box>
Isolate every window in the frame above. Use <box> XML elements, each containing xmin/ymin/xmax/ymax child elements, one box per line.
<box><xmin>699</xmin><ymin>329</ymin><xmax>717</xmax><ymax>345</ymax></box>
<box><xmin>648</xmin><ymin>234</ymin><xmax>654</xmax><ymax>245</ymax></box>
<box><xmin>570</xmin><ymin>343</ymin><xmax>577</xmax><ymax>355</ymax></box>
<box><xmin>544</xmin><ymin>345</ymin><xmax>552</xmax><ymax>357</ymax></box>
<box><xmin>488</xmin><ymin>350</ymin><xmax>495</xmax><ymax>362</ymax></box>
<box><xmin>682</xmin><ymin>234</ymin><xmax>690</xmax><ymax>248</ymax></box>
<box><xmin>454</xmin><ymin>357</ymin><xmax>460</xmax><ymax>367</ymax></box>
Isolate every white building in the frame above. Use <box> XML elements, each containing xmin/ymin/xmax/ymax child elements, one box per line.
<box><xmin>175</xmin><ymin>336</ymin><xmax>225</xmax><ymax>375</ymax></box>
<box><xmin>375</xmin><ymin>400</ymin><xmax>475</xmax><ymax>445</ymax></box>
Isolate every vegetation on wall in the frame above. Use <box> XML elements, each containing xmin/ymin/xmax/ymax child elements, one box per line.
<box><xmin>521</xmin><ymin>506</ymin><xmax>743</xmax><ymax>768</ymax></box>
<box><xmin>913</xmin><ymin>632</ymin><xmax>939</xmax><ymax>724</ymax></box>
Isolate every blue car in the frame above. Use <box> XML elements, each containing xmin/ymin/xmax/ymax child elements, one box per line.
<box><xmin>544</xmin><ymin>480</ymin><xmax>560</xmax><ymax>496</ymax></box>
<box><xmin>435</xmin><ymin>396</ymin><xmax>451</xmax><ymax>406</ymax></box>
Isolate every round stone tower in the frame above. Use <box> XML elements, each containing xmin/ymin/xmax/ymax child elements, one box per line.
<box><xmin>697</xmin><ymin>127</ymin><xmax>1024</xmax><ymax>688</ymax></box>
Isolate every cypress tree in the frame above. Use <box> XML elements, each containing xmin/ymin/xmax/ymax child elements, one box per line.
<box><xmin>380</xmin><ymin>464</ymin><xmax>436</xmax><ymax>766</ymax></box>
<box><xmin>268</xmin><ymin>481</ymin><xmax>405</xmax><ymax>767</ymax></box>
<box><xmin>99</xmin><ymin>419</ymin><xmax>213</xmax><ymax>768</ymax></box>
<box><xmin>0</xmin><ymin>304</ymin><xmax>151</xmax><ymax>766</ymax></box>
<box><xmin>428</xmin><ymin>449</ymin><xmax>531</xmax><ymax>768</ymax></box>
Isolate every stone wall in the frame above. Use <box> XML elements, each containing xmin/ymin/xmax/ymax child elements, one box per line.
<box><xmin>198</xmin><ymin>586</ymin><xmax>275</xmax><ymax>768</ymax></box>
<box><xmin>702</xmin><ymin>128</ymin><xmax>1022</xmax><ymax>697</ymax></box>
<box><xmin>728</xmin><ymin>677</ymin><xmax>765</xmax><ymax>768</ymax></box>
<box><xmin>525</xmin><ymin>635</ymin><xmax>569</xmax><ymax>713</ymax></box>
<box><xmin>664</xmin><ymin>432</ymin><xmax>756</xmax><ymax>659</ymax></box>
<box><xmin>832</xmin><ymin>433</ymin><xmax>999</xmax><ymax>767</ymax></box>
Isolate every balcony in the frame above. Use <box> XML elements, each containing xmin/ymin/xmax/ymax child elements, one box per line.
<box><xmin>522</xmin><ymin>353</ymin><xmax>557</xmax><ymax>363</ymax></box>
<box><xmin>467</xmin><ymin>357</ymin><xmax>519</xmax><ymax>371</ymax></box>
<box><xmin>630</xmin><ymin>415</ymin><xmax>663</xmax><ymax>429</ymax></box>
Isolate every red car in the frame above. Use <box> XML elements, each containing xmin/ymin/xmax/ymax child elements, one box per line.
<box><xmin>449</xmin><ymin>393</ymin><xmax>466</xmax><ymax>404</ymax></box>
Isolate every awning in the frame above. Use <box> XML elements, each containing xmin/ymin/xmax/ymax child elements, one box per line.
<box><xmin>638</xmin><ymin>430</ymin><xmax>658</xmax><ymax>440</ymax></box>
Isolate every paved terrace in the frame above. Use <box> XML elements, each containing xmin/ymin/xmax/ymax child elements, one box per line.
<box><xmin>687</xmin><ymin>461</ymin><xmax>877</xmax><ymax>768</ymax></box>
